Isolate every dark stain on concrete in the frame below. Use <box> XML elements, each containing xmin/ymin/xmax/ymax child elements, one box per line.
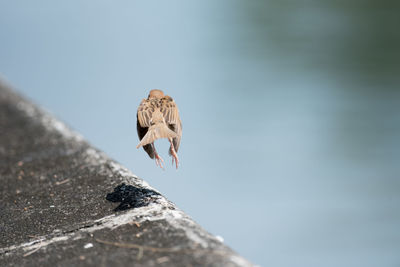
<box><xmin>106</xmin><ymin>183</ymin><xmax>160</xmax><ymax>211</ymax></box>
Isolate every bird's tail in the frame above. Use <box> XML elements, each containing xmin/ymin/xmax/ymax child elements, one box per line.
<box><xmin>136</xmin><ymin>123</ymin><xmax>178</xmax><ymax>149</ymax></box>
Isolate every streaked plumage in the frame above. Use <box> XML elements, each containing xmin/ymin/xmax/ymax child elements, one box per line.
<box><xmin>136</xmin><ymin>89</ymin><xmax>182</xmax><ymax>169</ymax></box>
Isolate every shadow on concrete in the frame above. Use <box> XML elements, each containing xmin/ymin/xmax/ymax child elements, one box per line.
<box><xmin>106</xmin><ymin>183</ymin><xmax>161</xmax><ymax>211</ymax></box>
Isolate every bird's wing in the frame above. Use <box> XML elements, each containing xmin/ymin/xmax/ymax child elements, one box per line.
<box><xmin>169</xmin><ymin>119</ymin><xmax>182</xmax><ymax>153</ymax></box>
<box><xmin>137</xmin><ymin>99</ymin><xmax>155</xmax><ymax>158</ymax></box>
<box><xmin>160</xmin><ymin>96</ymin><xmax>180</xmax><ymax>125</ymax></box>
<box><xmin>160</xmin><ymin>96</ymin><xmax>182</xmax><ymax>152</ymax></box>
<box><xmin>136</xmin><ymin>117</ymin><xmax>155</xmax><ymax>159</ymax></box>
<box><xmin>137</xmin><ymin>99</ymin><xmax>153</xmax><ymax>127</ymax></box>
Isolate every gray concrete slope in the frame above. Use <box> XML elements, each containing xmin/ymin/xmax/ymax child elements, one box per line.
<box><xmin>0</xmin><ymin>81</ymin><xmax>253</xmax><ymax>267</ymax></box>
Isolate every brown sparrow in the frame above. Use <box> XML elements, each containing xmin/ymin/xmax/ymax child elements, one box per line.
<box><xmin>136</xmin><ymin>89</ymin><xmax>182</xmax><ymax>169</ymax></box>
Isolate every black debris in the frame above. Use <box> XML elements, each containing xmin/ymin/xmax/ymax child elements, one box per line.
<box><xmin>106</xmin><ymin>183</ymin><xmax>160</xmax><ymax>211</ymax></box>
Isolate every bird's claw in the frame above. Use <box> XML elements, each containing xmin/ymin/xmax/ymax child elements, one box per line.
<box><xmin>155</xmin><ymin>154</ymin><xmax>165</xmax><ymax>169</ymax></box>
<box><xmin>171</xmin><ymin>152</ymin><xmax>179</xmax><ymax>169</ymax></box>
<box><xmin>172</xmin><ymin>156</ymin><xmax>179</xmax><ymax>169</ymax></box>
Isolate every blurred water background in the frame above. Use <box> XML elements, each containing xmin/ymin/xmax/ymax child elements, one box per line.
<box><xmin>1</xmin><ymin>1</ymin><xmax>400</xmax><ymax>266</ymax></box>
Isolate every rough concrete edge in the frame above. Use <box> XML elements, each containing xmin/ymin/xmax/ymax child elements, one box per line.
<box><xmin>0</xmin><ymin>80</ymin><xmax>254</xmax><ymax>267</ymax></box>
<box><xmin>0</xmin><ymin>78</ymin><xmax>85</xmax><ymax>144</ymax></box>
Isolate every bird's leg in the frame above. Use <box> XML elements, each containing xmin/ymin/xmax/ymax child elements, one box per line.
<box><xmin>168</xmin><ymin>138</ymin><xmax>179</xmax><ymax>169</ymax></box>
<box><xmin>152</xmin><ymin>143</ymin><xmax>164</xmax><ymax>169</ymax></box>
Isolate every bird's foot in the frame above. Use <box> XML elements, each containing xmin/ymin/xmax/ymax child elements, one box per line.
<box><xmin>155</xmin><ymin>153</ymin><xmax>165</xmax><ymax>169</ymax></box>
<box><xmin>171</xmin><ymin>155</ymin><xmax>179</xmax><ymax>169</ymax></box>
<box><xmin>168</xmin><ymin>138</ymin><xmax>179</xmax><ymax>169</ymax></box>
<box><xmin>170</xmin><ymin>148</ymin><xmax>179</xmax><ymax>169</ymax></box>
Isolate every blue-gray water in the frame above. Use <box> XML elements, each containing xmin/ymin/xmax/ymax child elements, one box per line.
<box><xmin>1</xmin><ymin>1</ymin><xmax>400</xmax><ymax>266</ymax></box>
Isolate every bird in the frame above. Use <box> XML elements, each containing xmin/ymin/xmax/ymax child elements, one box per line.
<box><xmin>136</xmin><ymin>89</ymin><xmax>182</xmax><ymax>169</ymax></box>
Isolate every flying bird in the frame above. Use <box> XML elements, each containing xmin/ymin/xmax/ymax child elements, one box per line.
<box><xmin>136</xmin><ymin>89</ymin><xmax>182</xmax><ymax>169</ymax></box>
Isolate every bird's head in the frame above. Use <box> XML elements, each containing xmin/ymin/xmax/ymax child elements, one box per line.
<box><xmin>148</xmin><ymin>89</ymin><xmax>165</xmax><ymax>99</ymax></box>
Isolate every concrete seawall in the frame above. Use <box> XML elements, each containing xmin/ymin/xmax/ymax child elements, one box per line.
<box><xmin>0</xmin><ymin>81</ymin><xmax>253</xmax><ymax>267</ymax></box>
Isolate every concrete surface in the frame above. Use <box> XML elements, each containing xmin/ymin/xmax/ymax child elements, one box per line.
<box><xmin>0</xmin><ymin>81</ymin><xmax>253</xmax><ymax>267</ymax></box>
